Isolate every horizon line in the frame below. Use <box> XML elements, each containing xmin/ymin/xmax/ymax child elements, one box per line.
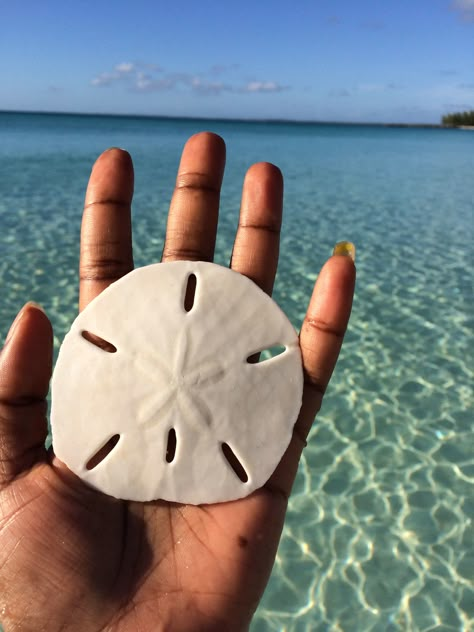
<box><xmin>0</xmin><ymin>108</ymin><xmax>445</xmax><ymax>128</ymax></box>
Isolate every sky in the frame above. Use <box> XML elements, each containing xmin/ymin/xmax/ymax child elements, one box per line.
<box><xmin>1</xmin><ymin>0</ymin><xmax>473</xmax><ymax>123</ymax></box>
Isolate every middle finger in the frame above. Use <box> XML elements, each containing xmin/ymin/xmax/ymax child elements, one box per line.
<box><xmin>162</xmin><ymin>132</ymin><xmax>226</xmax><ymax>263</ymax></box>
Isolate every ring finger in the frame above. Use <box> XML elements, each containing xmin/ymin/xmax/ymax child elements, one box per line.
<box><xmin>230</xmin><ymin>162</ymin><xmax>283</xmax><ymax>296</ymax></box>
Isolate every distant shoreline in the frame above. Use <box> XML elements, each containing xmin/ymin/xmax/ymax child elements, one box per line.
<box><xmin>0</xmin><ymin>109</ymin><xmax>459</xmax><ymax>129</ymax></box>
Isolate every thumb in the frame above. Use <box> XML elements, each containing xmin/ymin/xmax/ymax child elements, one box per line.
<box><xmin>0</xmin><ymin>302</ymin><xmax>53</xmax><ymax>488</ymax></box>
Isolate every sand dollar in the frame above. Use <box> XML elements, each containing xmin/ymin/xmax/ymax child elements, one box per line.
<box><xmin>51</xmin><ymin>261</ymin><xmax>303</xmax><ymax>504</ymax></box>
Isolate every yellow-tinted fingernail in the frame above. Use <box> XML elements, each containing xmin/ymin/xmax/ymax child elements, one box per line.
<box><xmin>333</xmin><ymin>241</ymin><xmax>356</xmax><ymax>262</ymax></box>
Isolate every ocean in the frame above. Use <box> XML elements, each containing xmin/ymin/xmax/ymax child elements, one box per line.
<box><xmin>0</xmin><ymin>112</ymin><xmax>472</xmax><ymax>631</ymax></box>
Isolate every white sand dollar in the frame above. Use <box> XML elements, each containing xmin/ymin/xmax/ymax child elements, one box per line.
<box><xmin>51</xmin><ymin>261</ymin><xmax>303</xmax><ymax>504</ymax></box>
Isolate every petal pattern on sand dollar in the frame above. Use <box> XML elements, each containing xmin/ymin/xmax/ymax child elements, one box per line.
<box><xmin>51</xmin><ymin>261</ymin><xmax>303</xmax><ymax>504</ymax></box>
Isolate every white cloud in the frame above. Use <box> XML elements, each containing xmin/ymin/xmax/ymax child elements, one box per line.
<box><xmin>451</xmin><ymin>0</ymin><xmax>474</xmax><ymax>21</ymax></box>
<box><xmin>91</xmin><ymin>72</ymin><xmax>120</xmax><ymax>86</ymax></box>
<box><xmin>91</xmin><ymin>63</ymin><xmax>290</xmax><ymax>96</ymax></box>
<box><xmin>91</xmin><ymin>61</ymin><xmax>160</xmax><ymax>87</ymax></box>
<box><xmin>135</xmin><ymin>72</ymin><xmax>154</xmax><ymax>91</ymax></box>
<box><xmin>190</xmin><ymin>77</ymin><xmax>232</xmax><ymax>95</ymax></box>
<box><xmin>134</xmin><ymin>73</ymin><xmax>175</xmax><ymax>92</ymax></box>
<box><xmin>115</xmin><ymin>62</ymin><xmax>135</xmax><ymax>74</ymax></box>
<box><xmin>243</xmin><ymin>81</ymin><xmax>288</xmax><ymax>93</ymax></box>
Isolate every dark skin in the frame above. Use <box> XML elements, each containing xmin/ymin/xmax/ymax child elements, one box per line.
<box><xmin>0</xmin><ymin>133</ymin><xmax>355</xmax><ymax>631</ymax></box>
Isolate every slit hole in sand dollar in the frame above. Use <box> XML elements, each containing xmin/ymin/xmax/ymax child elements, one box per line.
<box><xmin>86</xmin><ymin>434</ymin><xmax>121</xmax><ymax>470</ymax></box>
<box><xmin>221</xmin><ymin>443</ymin><xmax>249</xmax><ymax>483</ymax></box>
<box><xmin>184</xmin><ymin>273</ymin><xmax>197</xmax><ymax>312</ymax></box>
<box><xmin>165</xmin><ymin>428</ymin><xmax>177</xmax><ymax>463</ymax></box>
<box><xmin>81</xmin><ymin>330</ymin><xmax>118</xmax><ymax>353</ymax></box>
<box><xmin>246</xmin><ymin>345</ymin><xmax>286</xmax><ymax>364</ymax></box>
<box><xmin>52</xmin><ymin>261</ymin><xmax>304</xmax><ymax>503</ymax></box>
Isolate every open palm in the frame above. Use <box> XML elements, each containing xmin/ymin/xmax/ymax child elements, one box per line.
<box><xmin>0</xmin><ymin>133</ymin><xmax>355</xmax><ymax>631</ymax></box>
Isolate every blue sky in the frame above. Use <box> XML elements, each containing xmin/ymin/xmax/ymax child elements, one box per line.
<box><xmin>1</xmin><ymin>0</ymin><xmax>473</xmax><ymax>123</ymax></box>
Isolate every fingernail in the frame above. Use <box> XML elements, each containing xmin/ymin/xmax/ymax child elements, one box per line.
<box><xmin>105</xmin><ymin>146</ymin><xmax>128</xmax><ymax>153</ymax></box>
<box><xmin>24</xmin><ymin>301</ymin><xmax>46</xmax><ymax>314</ymax></box>
<box><xmin>333</xmin><ymin>241</ymin><xmax>356</xmax><ymax>263</ymax></box>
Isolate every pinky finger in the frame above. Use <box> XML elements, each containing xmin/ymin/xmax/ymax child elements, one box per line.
<box><xmin>296</xmin><ymin>246</ymin><xmax>356</xmax><ymax>440</ymax></box>
<box><xmin>266</xmin><ymin>246</ymin><xmax>355</xmax><ymax>498</ymax></box>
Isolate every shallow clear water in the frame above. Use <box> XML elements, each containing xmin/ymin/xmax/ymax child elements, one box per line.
<box><xmin>0</xmin><ymin>112</ymin><xmax>473</xmax><ymax>631</ymax></box>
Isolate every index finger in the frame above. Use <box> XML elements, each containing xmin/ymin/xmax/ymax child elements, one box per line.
<box><xmin>79</xmin><ymin>148</ymin><xmax>134</xmax><ymax>311</ymax></box>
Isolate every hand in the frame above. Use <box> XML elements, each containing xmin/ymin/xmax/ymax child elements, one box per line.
<box><xmin>0</xmin><ymin>133</ymin><xmax>355</xmax><ymax>631</ymax></box>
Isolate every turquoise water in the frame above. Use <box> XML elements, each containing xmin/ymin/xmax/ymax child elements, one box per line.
<box><xmin>0</xmin><ymin>112</ymin><xmax>473</xmax><ymax>631</ymax></box>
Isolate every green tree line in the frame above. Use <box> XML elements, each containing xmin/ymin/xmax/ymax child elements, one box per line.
<box><xmin>441</xmin><ymin>110</ymin><xmax>474</xmax><ymax>126</ymax></box>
